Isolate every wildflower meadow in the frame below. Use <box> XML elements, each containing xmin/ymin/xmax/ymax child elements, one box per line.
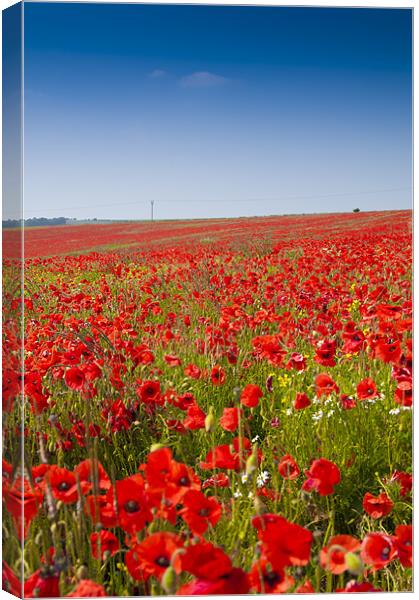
<box><xmin>2</xmin><ymin>210</ymin><xmax>412</xmax><ymax>596</ymax></box>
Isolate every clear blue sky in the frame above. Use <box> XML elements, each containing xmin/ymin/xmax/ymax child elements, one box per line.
<box><xmin>21</xmin><ymin>3</ymin><xmax>412</xmax><ymax>220</ymax></box>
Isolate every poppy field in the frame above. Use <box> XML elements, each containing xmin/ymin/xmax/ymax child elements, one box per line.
<box><xmin>2</xmin><ymin>210</ymin><xmax>413</xmax><ymax>596</ymax></box>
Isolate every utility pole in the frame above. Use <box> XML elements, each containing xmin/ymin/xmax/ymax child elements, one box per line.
<box><xmin>151</xmin><ymin>200</ymin><xmax>154</xmax><ymax>222</ymax></box>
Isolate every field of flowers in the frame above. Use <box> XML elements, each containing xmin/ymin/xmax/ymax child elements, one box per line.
<box><xmin>2</xmin><ymin>210</ymin><xmax>412</xmax><ymax>596</ymax></box>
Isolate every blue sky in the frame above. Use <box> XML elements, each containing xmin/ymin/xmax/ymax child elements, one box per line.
<box><xmin>21</xmin><ymin>3</ymin><xmax>412</xmax><ymax>220</ymax></box>
<box><xmin>3</xmin><ymin>2</ymin><xmax>22</xmax><ymax>221</ymax></box>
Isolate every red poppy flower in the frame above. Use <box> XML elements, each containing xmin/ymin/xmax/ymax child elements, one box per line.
<box><xmin>102</xmin><ymin>399</ymin><xmax>134</xmax><ymax>432</ymax></box>
<box><xmin>83</xmin><ymin>362</ymin><xmax>102</xmax><ymax>382</ymax></box>
<box><xmin>2</xmin><ymin>561</ymin><xmax>22</xmax><ymax>597</ymax></box>
<box><xmin>184</xmin><ymin>364</ymin><xmax>202</xmax><ymax>379</ymax></box>
<box><xmin>302</xmin><ymin>458</ymin><xmax>341</xmax><ymax>496</ymax></box>
<box><xmin>172</xmin><ymin>540</ymin><xmax>232</xmax><ymax>580</ymax></box>
<box><xmin>202</xmin><ymin>473</ymin><xmax>230</xmax><ymax>489</ymax></box>
<box><xmin>89</xmin><ymin>423</ymin><xmax>100</xmax><ymax>438</ymax></box>
<box><xmin>74</xmin><ymin>459</ymin><xmax>111</xmax><ymax>493</ymax></box>
<box><xmin>342</xmin><ymin>329</ymin><xmax>366</xmax><ymax>354</ymax></box>
<box><xmin>31</xmin><ymin>464</ymin><xmax>51</xmax><ymax>489</ymax></box>
<box><xmin>136</xmin><ymin>380</ymin><xmax>162</xmax><ymax>405</ymax></box>
<box><xmin>286</xmin><ymin>352</ymin><xmax>306</xmax><ymax>371</ymax></box>
<box><xmin>179</xmin><ymin>489</ymin><xmax>222</xmax><ymax>535</ymax></box>
<box><xmin>377</xmin><ymin>303</ymin><xmax>403</xmax><ymax>321</ymax></box>
<box><xmin>143</xmin><ymin>447</ymin><xmax>175</xmax><ymax>487</ymax></box>
<box><xmin>363</xmin><ymin>492</ymin><xmax>394</xmax><ymax>519</ymax></box>
<box><xmin>90</xmin><ymin>530</ymin><xmax>119</xmax><ymax>560</ymax></box>
<box><xmin>360</xmin><ymin>532</ymin><xmax>396</xmax><ymax>571</ymax></box>
<box><xmin>126</xmin><ymin>532</ymin><xmax>184</xmax><ymax>581</ymax></box>
<box><xmin>66</xmin><ymin>580</ymin><xmax>107</xmax><ymax>597</ymax></box>
<box><xmin>336</xmin><ymin>580</ymin><xmax>381</xmax><ymax>593</ymax></box>
<box><xmin>166</xmin><ymin>419</ymin><xmax>187</xmax><ymax>434</ymax></box>
<box><xmin>112</xmin><ymin>475</ymin><xmax>152</xmax><ymax>533</ymax></box>
<box><xmin>374</xmin><ymin>338</ymin><xmax>402</xmax><ymax>364</ymax></box>
<box><xmin>252</xmin><ymin>514</ymin><xmax>313</xmax><ymax>570</ymax></box>
<box><xmin>48</xmin><ymin>466</ymin><xmax>84</xmax><ymax>504</ymax></box>
<box><xmin>252</xmin><ymin>334</ymin><xmax>286</xmax><ymax>366</ymax></box>
<box><xmin>84</xmin><ymin>495</ymin><xmax>117</xmax><ymax>528</ymax></box>
<box><xmin>183</xmin><ymin>403</ymin><xmax>206</xmax><ymax>430</ymax></box>
<box><xmin>357</xmin><ymin>378</ymin><xmax>378</xmax><ymax>400</ymax></box>
<box><xmin>315</xmin><ymin>374</ymin><xmax>339</xmax><ymax>397</ymax></box>
<box><xmin>248</xmin><ymin>557</ymin><xmax>294</xmax><ymax>593</ymax></box>
<box><xmin>389</xmin><ymin>470</ymin><xmax>412</xmax><ymax>496</ymax></box>
<box><xmin>210</xmin><ymin>365</ymin><xmax>226</xmax><ymax>385</ymax></box>
<box><xmin>219</xmin><ymin>407</ymin><xmax>241</xmax><ymax>432</ymax></box>
<box><xmin>256</xmin><ymin>486</ymin><xmax>279</xmax><ymax>502</ymax></box>
<box><xmin>294</xmin><ymin>392</ymin><xmax>311</xmax><ymax>410</ymax></box>
<box><xmin>65</xmin><ymin>367</ymin><xmax>86</xmax><ymax>391</ymax></box>
<box><xmin>296</xmin><ymin>580</ymin><xmax>315</xmax><ymax>593</ymax></box>
<box><xmin>2</xmin><ymin>369</ymin><xmax>20</xmax><ymax>412</ymax></box>
<box><xmin>393</xmin><ymin>524</ymin><xmax>412</xmax><ymax>567</ymax></box>
<box><xmin>62</xmin><ymin>346</ymin><xmax>82</xmax><ymax>365</ymax></box>
<box><xmin>200</xmin><ymin>444</ymin><xmax>238</xmax><ymax>471</ymax></box>
<box><xmin>277</xmin><ymin>454</ymin><xmax>300</xmax><ymax>480</ymax></box>
<box><xmin>24</xmin><ymin>371</ymin><xmax>50</xmax><ymax>413</ymax></box>
<box><xmin>169</xmin><ymin>391</ymin><xmax>195</xmax><ymax>410</ymax></box>
<box><xmin>4</xmin><ymin>478</ymin><xmax>44</xmax><ymax>540</ymax></box>
<box><xmin>144</xmin><ymin>448</ymin><xmax>201</xmax><ymax>505</ymax></box>
<box><xmin>340</xmin><ymin>395</ymin><xmax>357</xmax><ymax>410</ymax></box>
<box><xmin>177</xmin><ymin>567</ymin><xmax>249</xmax><ymax>595</ymax></box>
<box><xmin>164</xmin><ymin>354</ymin><xmax>181</xmax><ymax>367</ymax></box>
<box><xmin>394</xmin><ymin>377</ymin><xmax>412</xmax><ymax>407</ymax></box>
<box><xmin>167</xmin><ymin>461</ymin><xmax>201</xmax><ymax>500</ymax></box>
<box><xmin>241</xmin><ymin>384</ymin><xmax>263</xmax><ymax>408</ymax></box>
<box><xmin>320</xmin><ymin>535</ymin><xmax>361</xmax><ymax>574</ymax></box>
<box><xmin>24</xmin><ymin>567</ymin><xmax>60</xmax><ymax>598</ymax></box>
<box><xmin>315</xmin><ymin>339</ymin><xmax>336</xmax><ymax>367</ymax></box>
<box><xmin>135</xmin><ymin>347</ymin><xmax>155</xmax><ymax>366</ymax></box>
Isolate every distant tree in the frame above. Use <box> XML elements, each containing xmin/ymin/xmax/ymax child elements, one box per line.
<box><xmin>2</xmin><ymin>219</ymin><xmax>21</xmax><ymax>228</ymax></box>
<box><xmin>2</xmin><ymin>217</ymin><xmax>68</xmax><ymax>228</ymax></box>
<box><xmin>353</xmin><ymin>208</ymin><xmax>360</xmax><ymax>213</ymax></box>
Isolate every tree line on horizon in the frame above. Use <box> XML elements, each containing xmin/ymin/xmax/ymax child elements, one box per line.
<box><xmin>2</xmin><ymin>217</ymin><xmax>85</xmax><ymax>228</ymax></box>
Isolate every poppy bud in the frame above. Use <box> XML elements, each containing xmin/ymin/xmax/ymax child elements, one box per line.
<box><xmin>76</xmin><ymin>565</ymin><xmax>89</xmax><ymax>581</ymax></box>
<box><xmin>345</xmin><ymin>552</ymin><xmax>363</xmax><ymax>575</ymax></box>
<box><xmin>266</xmin><ymin>375</ymin><xmax>274</xmax><ymax>393</ymax></box>
<box><xmin>148</xmin><ymin>520</ymin><xmax>159</xmax><ymax>534</ymax></box>
<box><xmin>150</xmin><ymin>443</ymin><xmax>164</xmax><ymax>453</ymax></box>
<box><xmin>161</xmin><ymin>566</ymin><xmax>177</xmax><ymax>595</ymax></box>
<box><xmin>246</xmin><ymin>447</ymin><xmax>258</xmax><ymax>476</ymax></box>
<box><xmin>205</xmin><ymin>408</ymin><xmax>216</xmax><ymax>432</ymax></box>
<box><xmin>253</xmin><ymin>495</ymin><xmax>267</xmax><ymax>515</ymax></box>
<box><xmin>233</xmin><ymin>387</ymin><xmax>241</xmax><ymax>403</ymax></box>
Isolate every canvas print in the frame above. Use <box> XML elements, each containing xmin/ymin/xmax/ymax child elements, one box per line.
<box><xmin>2</xmin><ymin>2</ymin><xmax>413</xmax><ymax>597</ymax></box>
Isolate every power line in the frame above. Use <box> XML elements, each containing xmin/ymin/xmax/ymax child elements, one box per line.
<box><xmin>23</xmin><ymin>186</ymin><xmax>412</xmax><ymax>215</ymax></box>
